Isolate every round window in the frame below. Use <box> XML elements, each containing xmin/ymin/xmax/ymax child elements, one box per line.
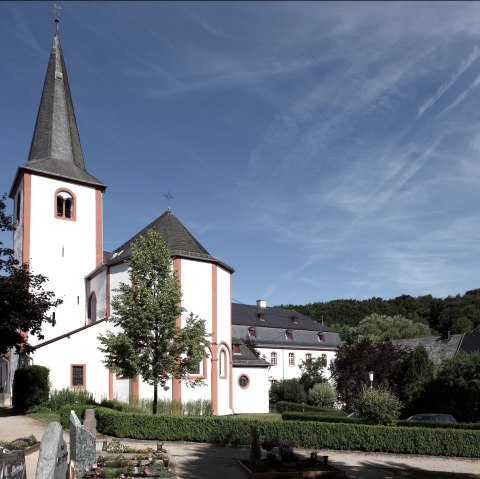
<box><xmin>238</xmin><ymin>375</ymin><xmax>249</xmax><ymax>388</ymax></box>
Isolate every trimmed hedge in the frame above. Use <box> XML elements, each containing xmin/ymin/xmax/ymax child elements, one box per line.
<box><xmin>396</xmin><ymin>420</ymin><xmax>480</xmax><ymax>430</ymax></box>
<box><xmin>94</xmin><ymin>408</ymin><xmax>480</xmax><ymax>458</ymax></box>
<box><xmin>275</xmin><ymin>401</ymin><xmax>347</xmax><ymax>416</ymax></box>
<box><xmin>59</xmin><ymin>404</ymin><xmax>93</xmax><ymax>428</ymax></box>
<box><xmin>282</xmin><ymin>411</ymin><xmax>361</xmax><ymax>424</ymax></box>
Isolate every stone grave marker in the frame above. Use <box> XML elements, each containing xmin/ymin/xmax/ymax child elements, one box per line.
<box><xmin>0</xmin><ymin>450</ymin><xmax>26</xmax><ymax>479</ymax></box>
<box><xmin>82</xmin><ymin>409</ymin><xmax>97</xmax><ymax>437</ymax></box>
<box><xmin>36</xmin><ymin>422</ymin><xmax>68</xmax><ymax>479</ymax></box>
<box><xmin>69</xmin><ymin>411</ymin><xmax>96</xmax><ymax>475</ymax></box>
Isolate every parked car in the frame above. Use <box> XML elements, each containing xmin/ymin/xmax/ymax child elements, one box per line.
<box><xmin>407</xmin><ymin>413</ymin><xmax>457</xmax><ymax>423</ymax></box>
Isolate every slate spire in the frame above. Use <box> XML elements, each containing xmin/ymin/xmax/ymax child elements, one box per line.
<box><xmin>17</xmin><ymin>19</ymin><xmax>105</xmax><ymax>190</ymax></box>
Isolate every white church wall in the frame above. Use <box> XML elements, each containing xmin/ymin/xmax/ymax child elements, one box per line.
<box><xmin>180</xmin><ymin>259</ymin><xmax>213</xmax><ymax>331</ymax></box>
<box><xmin>216</xmin><ymin>267</ymin><xmax>232</xmax><ymax>347</ymax></box>
<box><xmin>28</xmin><ymin>175</ymin><xmax>99</xmax><ymax>340</ymax></box>
<box><xmin>87</xmin><ymin>269</ymin><xmax>107</xmax><ymax>322</ymax></box>
<box><xmin>216</xmin><ymin>345</ymin><xmax>232</xmax><ymax>415</ymax></box>
<box><xmin>232</xmin><ymin>367</ymin><xmax>270</xmax><ymax>414</ymax></box>
<box><xmin>33</xmin><ymin>319</ymin><xmax>112</xmax><ymax>401</ymax></box>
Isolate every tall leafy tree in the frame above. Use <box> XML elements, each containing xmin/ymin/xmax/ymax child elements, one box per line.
<box><xmin>400</xmin><ymin>345</ymin><xmax>436</xmax><ymax>417</ymax></box>
<box><xmin>0</xmin><ymin>194</ymin><xmax>61</xmax><ymax>354</ymax></box>
<box><xmin>330</xmin><ymin>339</ymin><xmax>409</xmax><ymax>410</ymax></box>
<box><xmin>349</xmin><ymin>314</ymin><xmax>431</xmax><ymax>344</ymax></box>
<box><xmin>298</xmin><ymin>357</ymin><xmax>327</xmax><ymax>392</ymax></box>
<box><xmin>428</xmin><ymin>352</ymin><xmax>480</xmax><ymax>422</ymax></box>
<box><xmin>98</xmin><ymin>229</ymin><xmax>210</xmax><ymax>414</ymax></box>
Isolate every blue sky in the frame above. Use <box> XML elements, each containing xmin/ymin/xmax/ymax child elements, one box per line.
<box><xmin>1</xmin><ymin>1</ymin><xmax>480</xmax><ymax>308</ymax></box>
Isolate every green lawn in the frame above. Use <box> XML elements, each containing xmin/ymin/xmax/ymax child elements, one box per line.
<box><xmin>28</xmin><ymin>410</ymin><xmax>60</xmax><ymax>425</ymax></box>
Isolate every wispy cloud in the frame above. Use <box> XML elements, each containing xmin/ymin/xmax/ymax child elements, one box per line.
<box><xmin>417</xmin><ymin>46</ymin><xmax>480</xmax><ymax>119</ymax></box>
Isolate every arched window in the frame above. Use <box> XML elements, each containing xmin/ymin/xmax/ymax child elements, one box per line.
<box><xmin>55</xmin><ymin>189</ymin><xmax>76</xmax><ymax>220</ymax></box>
<box><xmin>306</xmin><ymin>353</ymin><xmax>312</xmax><ymax>361</ymax></box>
<box><xmin>219</xmin><ymin>350</ymin><xmax>227</xmax><ymax>379</ymax></box>
<box><xmin>88</xmin><ymin>292</ymin><xmax>97</xmax><ymax>324</ymax></box>
<box><xmin>16</xmin><ymin>192</ymin><xmax>21</xmax><ymax>224</ymax></box>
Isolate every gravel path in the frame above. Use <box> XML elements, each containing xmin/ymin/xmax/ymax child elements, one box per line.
<box><xmin>1</xmin><ymin>410</ymin><xmax>479</xmax><ymax>479</ymax></box>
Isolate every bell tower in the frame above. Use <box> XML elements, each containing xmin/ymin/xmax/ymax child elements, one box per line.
<box><xmin>9</xmin><ymin>19</ymin><xmax>106</xmax><ymax>341</ymax></box>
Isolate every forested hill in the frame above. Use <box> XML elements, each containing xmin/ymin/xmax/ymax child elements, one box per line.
<box><xmin>280</xmin><ymin>289</ymin><xmax>480</xmax><ymax>334</ymax></box>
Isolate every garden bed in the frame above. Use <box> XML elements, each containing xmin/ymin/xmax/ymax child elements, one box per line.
<box><xmin>85</xmin><ymin>440</ymin><xmax>176</xmax><ymax>479</ymax></box>
<box><xmin>0</xmin><ymin>436</ymin><xmax>39</xmax><ymax>455</ymax></box>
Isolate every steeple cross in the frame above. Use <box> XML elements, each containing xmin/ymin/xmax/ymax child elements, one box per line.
<box><xmin>164</xmin><ymin>191</ymin><xmax>174</xmax><ymax>211</ymax></box>
<box><xmin>54</xmin><ymin>4</ymin><xmax>62</xmax><ymax>22</ymax></box>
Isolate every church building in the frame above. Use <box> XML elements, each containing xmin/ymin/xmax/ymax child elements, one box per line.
<box><xmin>3</xmin><ymin>21</ymin><xmax>340</xmax><ymax>413</ymax></box>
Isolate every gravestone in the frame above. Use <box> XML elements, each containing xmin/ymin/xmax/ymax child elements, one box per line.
<box><xmin>36</xmin><ymin>422</ymin><xmax>68</xmax><ymax>479</ymax></box>
<box><xmin>0</xmin><ymin>450</ymin><xmax>26</xmax><ymax>479</ymax></box>
<box><xmin>82</xmin><ymin>409</ymin><xmax>97</xmax><ymax>437</ymax></box>
<box><xmin>69</xmin><ymin>411</ymin><xmax>96</xmax><ymax>474</ymax></box>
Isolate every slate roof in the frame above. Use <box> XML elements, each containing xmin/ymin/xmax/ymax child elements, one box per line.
<box><xmin>232</xmin><ymin>303</ymin><xmax>342</xmax><ymax>350</ymax></box>
<box><xmin>391</xmin><ymin>334</ymin><xmax>463</xmax><ymax>364</ymax></box>
<box><xmin>458</xmin><ymin>332</ymin><xmax>480</xmax><ymax>354</ymax></box>
<box><xmin>107</xmin><ymin>210</ymin><xmax>234</xmax><ymax>272</ymax></box>
<box><xmin>10</xmin><ymin>21</ymin><xmax>105</xmax><ymax>196</ymax></box>
<box><xmin>231</xmin><ymin>338</ymin><xmax>270</xmax><ymax>367</ymax></box>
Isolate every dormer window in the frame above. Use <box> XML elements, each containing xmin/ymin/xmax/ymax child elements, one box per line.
<box><xmin>285</xmin><ymin>330</ymin><xmax>293</xmax><ymax>340</ymax></box>
<box><xmin>257</xmin><ymin>312</ymin><xmax>265</xmax><ymax>321</ymax></box>
<box><xmin>318</xmin><ymin>333</ymin><xmax>324</xmax><ymax>342</ymax></box>
<box><xmin>291</xmin><ymin>315</ymin><xmax>298</xmax><ymax>324</ymax></box>
<box><xmin>248</xmin><ymin>327</ymin><xmax>256</xmax><ymax>338</ymax></box>
<box><xmin>233</xmin><ymin>344</ymin><xmax>241</xmax><ymax>354</ymax></box>
<box><xmin>55</xmin><ymin>189</ymin><xmax>76</xmax><ymax>220</ymax></box>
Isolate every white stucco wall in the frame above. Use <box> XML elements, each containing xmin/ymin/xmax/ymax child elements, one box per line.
<box><xmin>24</xmin><ymin>175</ymin><xmax>100</xmax><ymax>340</ymax></box>
<box><xmin>232</xmin><ymin>367</ymin><xmax>270</xmax><ymax>414</ymax></box>
<box><xmin>87</xmin><ymin>269</ymin><xmax>107</xmax><ymax>322</ymax></box>
<box><xmin>259</xmin><ymin>347</ymin><xmax>334</xmax><ymax>382</ymax></box>
<box><xmin>32</xmin><ymin>319</ymin><xmax>113</xmax><ymax>401</ymax></box>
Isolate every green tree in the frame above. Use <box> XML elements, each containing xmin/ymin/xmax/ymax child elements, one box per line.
<box><xmin>330</xmin><ymin>339</ymin><xmax>410</xmax><ymax>411</ymax></box>
<box><xmin>307</xmin><ymin>382</ymin><xmax>336</xmax><ymax>408</ymax></box>
<box><xmin>298</xmin><ymin>357</ymin><xmax>327</xmax><ymax>392</ymax></box>
<box><xmin>0</xmin><ymin>194</ymin><xmax>62</xmax><ymax>354</ymax></box>
<box><xmin>428</xmin><ymin>352</ymin><xmax>480</xmax><ymax>422</ymax></box>
<box><xmin>356</xmin><ymin>386</ymin><xmax>402</xmax><ymax>425</ymax></box>
<box><xmin>269</xmin><ymin>379</ymin><xmax>307</xmax><ymax>404</ymax></box>
<box><xmin>349</xmin><ymin>313</ymin><xmax>431</xmax><ymax>343</ymax></box>
<box><xmin>451</xmin><ymin>316</ymin><xmax>474</xmax><ymax>334</ymax></box>
<box><xmin>400</xmin><ymin>345</ymin><xmax>436</xmax><ymax>417</ymax></box>
<box><xmin>98</xmin><ymin>229</ymin><xmax>210</xmax><ymax>414</ymax></box>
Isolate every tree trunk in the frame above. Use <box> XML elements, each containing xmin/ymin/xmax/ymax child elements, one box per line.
<box><xmin>153</xmin><ymin>381</ymin><xmax>158</xmax><ymax>414</ymax></box>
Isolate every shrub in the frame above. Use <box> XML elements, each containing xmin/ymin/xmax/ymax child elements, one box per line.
<box><xmin>47</xmin><ymin>388</ymin><xmax>96</xmax><ymax>411</ymax></box>
<box><xmin>282</xmin><ymin>411</ymin><xmax>360</xmax><ymax>424</ymax></box>
<box><xmin>275</xmin><ymin>401</ymin><xmax>345</xmax><ymax>415</ymax></box>
<box><xmin>12</xmin><ymin>365</ymin><xmax>50</xmax><ymax>413</ymax></box>
<box><xmin>308</xmin><ymin>382</ymin><xmax>336</xmax><ymax>408</ymax></box>
<box><xmin>270</xmin><ymin>379</ymin><xmax>307</xmax><ymax>404</ymax></box>
<box><xmin>356</xmin><ymin>386</ymin><xmax>402</xmax><ymax>426</ymax></box>
<box><xmin>59</xmin><ymin>404</ymin><xmax>93</xmax><ymax>427</ymax></box>
<box><xmin>99</xmin><ymin>399</ymin><xmax>147</xmax><ymax>414</ymax></box>
<box><xmin>93</xmin><ymin>407</ymin><xmax>480</xmax><ymax>457</ymax></box>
